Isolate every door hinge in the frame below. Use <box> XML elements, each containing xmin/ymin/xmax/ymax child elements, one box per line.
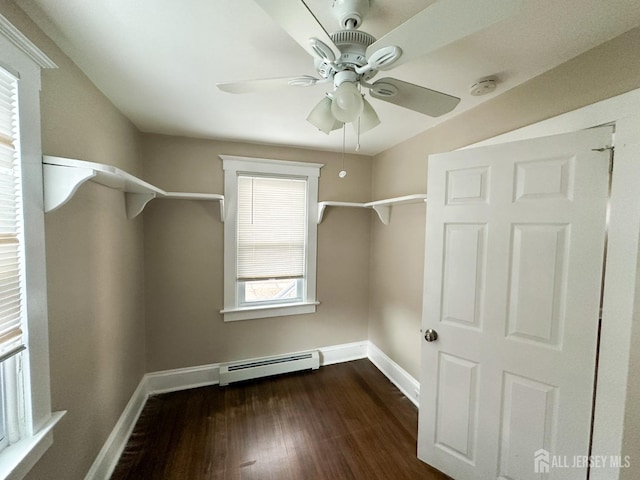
<box><xmin>592</xmin><ymin>146</ymin><xmax>615</xmax><ymax>174</ymax></box>
<box><xmin>610</xmin><ymin>154</ymin><xmax>614</xmax><ymax>174</ymax></box>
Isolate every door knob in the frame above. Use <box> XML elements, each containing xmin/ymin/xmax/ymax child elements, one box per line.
<box><xmin>424</xmin><ymin>329</ymin><xmax>439</xmax><ymax>342</ymax></box>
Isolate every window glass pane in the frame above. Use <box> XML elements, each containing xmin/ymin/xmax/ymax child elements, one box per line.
<box><xmin>240</xmin><ymin>278</ymin><xmax>302</xmax><ymax>304</ymax></box>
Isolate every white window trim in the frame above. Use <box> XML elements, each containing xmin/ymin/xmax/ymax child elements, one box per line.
<box><xmin>0</xmin><ymin>14</ymin><xmax>64</xmax><ymax>480</ymax></box>
<box><xmin>221</xmin><ymin>155</ymin><xmax>323</xmax><ymax>322</ymax></box>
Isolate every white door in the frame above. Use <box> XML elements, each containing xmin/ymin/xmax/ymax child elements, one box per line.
<box><xmin>418</xmin><ymin>126</ymin><xmax>612</xmax><ymax>480</ymax></box>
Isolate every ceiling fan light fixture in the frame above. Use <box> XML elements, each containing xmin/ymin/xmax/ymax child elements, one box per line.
<box><xmin>331</xmin><ymin>119</ymin><xmax>344</xmax><ymax>131</ymax></box>
<box><xmin>307</xmin><ymin>96</ymin><xmax>336</xmax><ymax>134</ymax></box>
<box><xmin>331</xmin><ymin>81</ymin><xmax>364</xmax><ymax>123</ymax></box>
<box><xmin>354</xmin><ymin>97</ymin><xmax>380</xmax><ymax>134</ymax></box>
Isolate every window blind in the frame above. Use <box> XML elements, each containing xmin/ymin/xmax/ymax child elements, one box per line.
<box><xmin>0</xmin><ymin>67</ymin><xmax>24</xmax><ymax>363</ymax></box>
<box><xmin>237</xmin><ymin>175</ymin><xmax>307</xmax><ymax>280</ymax></box>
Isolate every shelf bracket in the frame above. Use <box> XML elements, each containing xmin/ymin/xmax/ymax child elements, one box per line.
<box><xmin>43</xmin><ymin>164</ymin><xmax>96</xmax><ymax>213</ymax></box>
<box><xmin>372</xmin><ymin>205</ymin><xmax>391</xmax><ymax>225</ymax></box>
<box><xmin>125</xmin><ymin>192</ymin><xmax>157</xmax><ymax>219</ymax></box>
<box><xmin>317</xmin><ymin>203</ymin><xmax>328</xmax><ymax>224</ymax></box>
<box><xmin>218</xmin><ymin>198</ymin><xmax>225</xmax><ymax>223</ymax></box>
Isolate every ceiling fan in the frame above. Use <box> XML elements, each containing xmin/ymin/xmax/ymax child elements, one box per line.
<box><xmin>217</xmin><ymin>0</ymin><xmax>521</xmax><ymax>135</ymax></box>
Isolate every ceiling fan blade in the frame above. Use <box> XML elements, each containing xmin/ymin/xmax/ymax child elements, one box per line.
<box><xmin>253</xmin><ymin>0</ymin><xmax>341</xmax><ymax>60</ymax></box>
<box><xmin>366</xmin><ymin>0</ymin><xmax>522</xmax><ymax>69</ymax></box>
<box><xmin>369</xmin><ymin>78</ymin><xmax>460</xmax><ymax>117</ymax></box>
<box><xmin>217</xmin><ymin>75</ymin><xmax>322</xmax><ymax>94</ymax></box>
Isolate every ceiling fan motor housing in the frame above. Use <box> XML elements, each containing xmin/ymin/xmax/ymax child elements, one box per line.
<box><xmin>315</xmin><ymin>29</ymin><xmax>377</xmax><ymax>82</ymax></box>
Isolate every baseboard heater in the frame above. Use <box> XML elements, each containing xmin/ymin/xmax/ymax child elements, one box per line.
<box><xmin>219</xmin><ymin>350</ymin><xmax>320</xmax><ymax>386</ymax></box>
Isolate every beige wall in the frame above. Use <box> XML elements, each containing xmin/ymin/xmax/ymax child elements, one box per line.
<box><xmin>368</xmin><ymin>26</ymin><xmax>640</xmax><ymax>380</ymax></box>
<box><xmin>0</xmin><ymin>2</ymin><xmax>147</xmax><ymax>479</ymax></box>
<box><xmin>141</xmin><ymin>134</ymin><xmax>372</xmax><ymax>371</ymax></box>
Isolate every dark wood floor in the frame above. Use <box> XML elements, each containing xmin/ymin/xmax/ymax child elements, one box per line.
<box><xmin>111</xmin><ymin>359</ymin><xmax>449</xmax><ymax>480</ymax></box>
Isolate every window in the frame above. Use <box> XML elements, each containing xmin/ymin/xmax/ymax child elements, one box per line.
<box><xmin>237</xmin><ymin>175</ymin><xmax>306</xmax><ymax>306</ymax></box>
<box><xmin>0</xmin><ymin>65</ymin><xmax>25</xmax><ymax>457</ymax></box>
<box><xmin>221</xmin><ymin>156</ymin><xmax>322</xmax><ymax>321</ymax></box>
<box><xmin>0</xmin><ymin>14</ymin><xmax>61</xmax><ymax>480</ymax></box>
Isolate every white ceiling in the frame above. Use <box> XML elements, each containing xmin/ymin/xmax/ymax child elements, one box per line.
<box><xmin>18</xmin><ymin>0</ymin><xmax>640</xmax><ymax>156</ymax></box>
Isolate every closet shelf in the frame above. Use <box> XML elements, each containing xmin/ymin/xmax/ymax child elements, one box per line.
<box><xmin>317</xmin><ymin>194</ymin><xmax>428</xmax><ymax>225</ymax></box>
<box><xmin>42</xmin><ymin>156</ymin><xmax>224</xmax><ymax>220</ymax></box>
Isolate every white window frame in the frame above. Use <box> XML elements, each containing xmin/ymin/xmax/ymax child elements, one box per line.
<box><xmin>0</xmin><ymin>15</ymin><xmax>63</xmax><ymax>480</ymax></box>
<box><xmin>0</xmin><ymin>368</ymin><xmax>7</xmax><ymax>452</ymax></box>
<box><xmin>221</xmin><ymin>155</ymin><xmax>322</xmax><ymax>322</ymax></box>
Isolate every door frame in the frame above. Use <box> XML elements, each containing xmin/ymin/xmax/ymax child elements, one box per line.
<box><xmin>464</xmin><ymin>88</ymin><xmax>640</xmax><ymax>480</ymax></box>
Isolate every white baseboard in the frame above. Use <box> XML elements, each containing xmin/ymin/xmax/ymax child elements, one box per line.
<box><xmin>367</xmin><ymin>342</ymin><xmax>420</xmax><ymax>408</ymax></box>
<box><xmin>145</xmin><ymin>363</ymin><xmax>220</xmax><ymax>395</ymax></box>
<box><xmin>319</xmin><ymin>341</ymin><xmax>368</xmax><ymax>365</ymax></box>
<box><xmin>85</xmin><ymin>340</ymin><xmax>418</xmax><ymax>479</ymax></box>
<box><xmin>84</xmin><ymin>379</ymin><xmax>149</xmax><ymax>480</ymax></box>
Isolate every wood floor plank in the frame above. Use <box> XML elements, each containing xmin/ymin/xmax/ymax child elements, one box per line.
<box><xmin>110</xmin><ymin>359</ymin><xmax>449</xmax><ymax>480</ymax></box>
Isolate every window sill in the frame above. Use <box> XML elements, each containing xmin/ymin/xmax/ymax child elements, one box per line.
<box><xmin>0</xmin><ymin>411</ymin><xmax>65</xmax><ymax>480</ymax></box>
<box><xmin>221</xmin><ymin>301</ymin><xmax>319</xmax><ymax>322</ymax></box>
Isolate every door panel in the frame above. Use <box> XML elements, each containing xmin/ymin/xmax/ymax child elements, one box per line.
<box><xmin>446</xmin><ymin>166</ymin><xmax>490</xmax><ymax>205</ymax></box>
<box><xmin>513</xmin><ymin>156</ymin><xmax>574</xmax><ymax>201</ymax></box>
<box><xmin>498</xmin><ymin>373</ymin><xmax>557</xmax><ymax>480</ymax></box>
<box><xmin>435</xmin><ymin>352</ymin><xmax>479</xmax><ymax>464</ymax></box>
<box><xmin>442</xmin><ymin>223</ymin><xmax>486</xmax><ymax>329</ymax></box>
<box><xmin>418</xmin><ymin>127</ymin><xmax>612</xmax><ymax>480</ymax></box>
<box><xmin>507</xmin><ymin>223</ymin><xmax>568</xmax><ymax>346</ymax></box>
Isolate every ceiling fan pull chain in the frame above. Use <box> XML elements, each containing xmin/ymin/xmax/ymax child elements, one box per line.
<box><xmin>339</xmin><ymin>124</ymin><xmax>347</xmax><ymax>178</ymax></box>
<box><xmin>356</xmin><ymin>117</ymin><xmax>361</xmax><ymax>152</ymax></box>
